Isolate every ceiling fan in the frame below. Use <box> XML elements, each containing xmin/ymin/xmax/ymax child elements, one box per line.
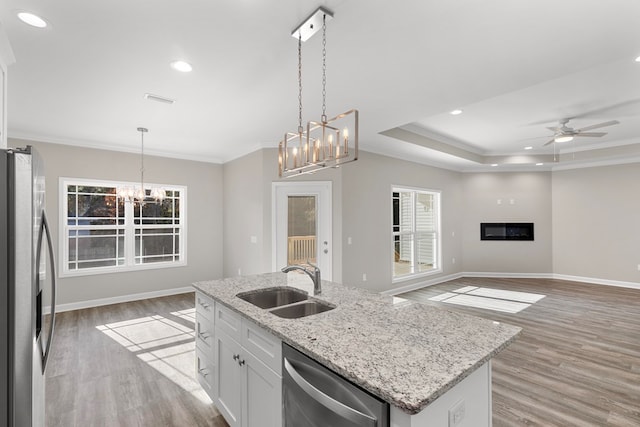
<box><xmin>543</xmin><ymin>118</ymin><xmax>619</xmax><ymax>146</ymax></box>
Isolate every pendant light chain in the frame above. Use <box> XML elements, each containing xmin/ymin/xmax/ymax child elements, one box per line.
<box><xmin>321</xmin><ymin>13</ymin><xmax>327</xmax><ymax>123</ymax></box>
<box><xmin>138</xmin><ymin>127</ymin><xmax>146</xmax><ymax>197</ymax></box>
<box><xmin>297</xmin><ymin>34</ymin><xmax>303</xmax><ymax>134</ymax></box>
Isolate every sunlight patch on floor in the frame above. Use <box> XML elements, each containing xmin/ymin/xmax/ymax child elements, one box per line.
<box><xmin>429</xmin><ymin>286</ymin><xmax>546</xmax><ymax>313</ymax></box>
<box><xmin>96</xmin><ymin>308</ymin><xmax>212</xmax><ymax>404</ymax></box>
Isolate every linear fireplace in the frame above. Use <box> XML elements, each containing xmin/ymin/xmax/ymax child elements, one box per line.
<box><xmin>480</xmin><ymin>222</ymin><xmax>534</xmax><ymax>241</ymax></box>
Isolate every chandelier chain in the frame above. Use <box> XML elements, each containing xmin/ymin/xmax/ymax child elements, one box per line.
<box><xmin>139</xmin><ymin>129</ymin><xmax>145</xmax><ymax>194</ymax></box>
<box><xmin>321</xmin><ymin>13</ymin><xmax>327</xmax><ymax>122</ymax></box>
<box><xmin>297</xmin><ymin>34</ymin><xmax>303</xmax><ymax>133</ymax></box>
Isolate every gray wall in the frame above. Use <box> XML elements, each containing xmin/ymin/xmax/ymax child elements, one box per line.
<box><xmin>14</xmin><ymin>136</ymin><xmax>639</xmax><ymax>307</ymax></box>
<box><xmin>552</xmin><ymin>163</ymin><xmax>640</xmax><ymax>283</ymax></box>
<box><xmin>222</xmin><ymin>148</ymin><xmax>343</xmax><ymax>282</ymax></box>
<box><xmin>223</xmin><ymin>149</ymin><xmax>266</xmax><ymax>277</ymax></box>
<box><xmin>13</xmin><ymin>138</ymin><xmax>224</xmax><ymax>306</ymax></box>
<box><xmin>341</xmin><ymin>151</ymin><xmax>464</xmax><ymax>293</ymax></box>
<box><xmin>461</xmin><ymin>172</ymin><xmax>553</xmax><ymax>273</ymax></box>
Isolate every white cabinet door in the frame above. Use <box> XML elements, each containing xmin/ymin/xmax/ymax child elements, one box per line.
<box><xmin>242</xmin><ymin>350</ymin><xmax>282</xmax><ymax>427</ymax></box>
<box><xmin>215</xmin><ymin>330</ymin><xmax>243</xmax><ymax>427</ymax></box>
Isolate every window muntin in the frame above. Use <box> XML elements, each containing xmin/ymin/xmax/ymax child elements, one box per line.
<box><xmin>392</xmin><ymin>187</ymin><xmax>441</xmax><ymax>280</ymax></box>
<box><xmin>61</xmin><ymin>179</ymin><xmax>186</xmax><ymax>276</ymax></box>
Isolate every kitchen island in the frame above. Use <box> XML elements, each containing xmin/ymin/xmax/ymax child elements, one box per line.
<box><xmin>193</xmin><ymin>273</ymin><xmax>521</xmax><ymax>427</ymax></box>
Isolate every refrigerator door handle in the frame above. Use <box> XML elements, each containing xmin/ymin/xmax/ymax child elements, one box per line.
<box><xmin>36</xmin><ymin>210</ymin><xmax>56</xmax><ymax>373</ymax></box>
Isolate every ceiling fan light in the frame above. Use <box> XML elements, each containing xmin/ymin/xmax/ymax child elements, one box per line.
<box><xmin>635</xmin><ymin>56</ymin><xmax>640</xmax><ymax>63</ymax></box>
<box><xmin>450</xmin><ymin>109</ymin><xmax>463</xmax><ymax>115</ymax></box>
<box><xmin>554</xmin><ymin>135</ymin><xmax>574</xmax><ymax>143</ymax></box>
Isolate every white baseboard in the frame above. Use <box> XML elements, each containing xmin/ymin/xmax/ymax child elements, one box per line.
<box><xmin>463</xmin><ymin>272</ymin><xmax>555</xmax><ymax>279</ymax></box>
<box><xmin>382</xmin><ymin>271</ymin><xmax>640</xmax><ymax>296</ymax></box>
<box><xmin>381</xmin><ymin>273</ymin><xmax>464</xmax><ymax>296</ymax></box>
<box><xmin>552</xmin><ymin>274</ymin><xmax>640</xmax><ymax>290</ymax></box>
<box><xmin>45</xmin><ymin>286</ymin><xmax>194</xmax><ymax>314</ymax></box>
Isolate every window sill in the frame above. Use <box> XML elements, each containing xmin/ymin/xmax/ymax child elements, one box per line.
<box><xmin>59</xmin><ymin>260</ymin><xmax>187</xmax><ymax>278</ymax></box>
<box><xmin>392</xmin><ymin>268</ymin><xmax>443</xmax><ymax>284</ymax></box>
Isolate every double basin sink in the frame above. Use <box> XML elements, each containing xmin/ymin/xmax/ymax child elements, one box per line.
<box><xmin>236</xmin><ymin>287</ymin><xmax>335</xmax><ymax>319</ymax></box>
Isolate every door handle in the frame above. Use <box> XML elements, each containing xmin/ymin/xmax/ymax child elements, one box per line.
<box><xmin>36</xmin><ymin>211</ymin><xmax>56</xmax><ymax>373</ymax></box>
<box><xmin>284</xmin><ymin>358</ymin><xmax>377</xmax><ymax>426</ymax></box>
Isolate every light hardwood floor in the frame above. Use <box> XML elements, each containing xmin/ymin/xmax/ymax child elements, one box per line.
<box><xmin>399</xmin><ymin>277</ymin><xmax>640</xmax><ymax>427</ymax></box>
<box><xmin>46</xmin><ymin>279</ymin><xmax>640</xmax><ymax>426</ymax></box>
<box><xmin>45</xmin><ymin>293</ymin><xmax>229</xmax><ymax>427</ymax></box>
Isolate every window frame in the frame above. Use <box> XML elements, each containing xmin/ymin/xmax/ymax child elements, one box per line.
<box><xmin>391</xmin><ymin>185</ymin><xmax>442</xmax><ymax>283</ymax></box>
<box><xmin>59</xmin><ymin>177</ymin><xmax>187</xmax><ymax>277</ymax></box>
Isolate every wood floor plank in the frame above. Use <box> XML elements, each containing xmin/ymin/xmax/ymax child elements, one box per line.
<box><xmin>45</xmin><ymin>293</ymin><xmax>228</xmax><ymax>427</ymax></box>
<box><xmin>400</xmin><ymin>277</ymin><xmax>640</xmax><ymax>427</ymax></box>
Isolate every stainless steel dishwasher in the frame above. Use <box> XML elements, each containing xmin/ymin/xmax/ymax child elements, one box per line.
<box><xmin>283</xmin><ymin>343</ymin><xmax>390</xmax><ymax>427</ymax></box>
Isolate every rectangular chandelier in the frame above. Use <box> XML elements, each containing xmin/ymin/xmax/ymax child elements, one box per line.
<box><xmin>279</xmin><ymin>109</ymin><xmax>358</xmax><ymax>177</ymax></box>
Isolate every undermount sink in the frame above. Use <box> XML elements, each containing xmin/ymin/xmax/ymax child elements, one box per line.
<box><xmin>270</xmin><ymin>300</ymin><xmax>335</xmax><ymax>319</ymax></box>
<box><xmin>236</xmin><ymin>287</ymin><xmax>335</xmax><ymax>318</ymax></box>
<box><xmin>236</xmin><ymin>287</ymin><xmax>308</xmax><ymax>309</ymax></box>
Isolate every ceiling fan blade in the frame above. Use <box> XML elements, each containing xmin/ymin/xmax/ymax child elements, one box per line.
<box><xmin>575</xmin><ymin>132</ymin><xmax>607</xmax><ymax>137</ymax></box>
<box><xmin>546</xmin><ymin>126</ymin><xmax>560</xmax><ymax>132</ymax></box>
<box><xmin>576</xmin><ymin>120</ymin><xmax>619</xmax><ymax>132</ymax></box>
<box><xmin>543</xmin><ymin>138</ymin><xmax>556</xmax><ymax>146</ymax></box>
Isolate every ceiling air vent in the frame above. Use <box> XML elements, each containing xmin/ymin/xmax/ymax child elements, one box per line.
<box><xmin>144</xmin><ymin>93</ymin><xmax>175</xmax><ymax>105</ymax></box>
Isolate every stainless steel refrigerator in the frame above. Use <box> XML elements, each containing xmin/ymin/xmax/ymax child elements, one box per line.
<box><xmin>1</xmin><ymin>146</ymin><xmax>57</xmax><ymax>427</ymax></box>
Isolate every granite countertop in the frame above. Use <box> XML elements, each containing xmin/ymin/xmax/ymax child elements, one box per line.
<box><xmin>193</xmin><ymin>273</ymin><xmax>521</xmax><ymax>415</ymax></box>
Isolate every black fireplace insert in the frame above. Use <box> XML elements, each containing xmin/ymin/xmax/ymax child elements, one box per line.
<box><xmin>480</xmin><ymin>222</ymin><xmax>534</xmax><ymax>241</ymax></box>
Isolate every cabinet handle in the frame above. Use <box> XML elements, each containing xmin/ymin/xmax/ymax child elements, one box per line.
<box><xmin>198</xmin><ymin>299</ymin><xmax>210</xmax><ymax>309</ymax></box>
<box><xmin>238</xmin><ymin>359</ymin><xmax>245</xmax><ymax>366</ymax></box>
<box><xmin>198</xmin><ymin>368</ymin><xmax>209</xmax><ymax>378</ymax></box>
<box><xmin>233</xmin><ymin>354</ymin><xmax>240</xmax><ymax>361</ymax></box>
<box><xmin>197</xmin><ymin>331</ymin><xmax>210</xmax><ymax>341</ymax></box>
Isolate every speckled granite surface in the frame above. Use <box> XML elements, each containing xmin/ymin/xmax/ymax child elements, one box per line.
<box><xmin>193</xmin><ymin>273</ymin><xmax>521</xmax><ymax>415</ymax></box>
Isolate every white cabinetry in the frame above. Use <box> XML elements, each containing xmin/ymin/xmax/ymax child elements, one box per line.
<box><xmin>195</xmin><ymin>292</ymin><xmax>216</xmax><ymax>397</ymax></box>
<box><xmin>194</xmin><ymin>292</ymin><xmax>282</xmax><ymax>427</ymax></box>
<box><xmin>0</xmin><ymin>22</ymin><xmax>16</xmax><ymax>149</ymax></box>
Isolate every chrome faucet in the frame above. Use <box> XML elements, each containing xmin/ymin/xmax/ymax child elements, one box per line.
<box><xmin>281</xmin><ymin>263</ymin><xmax>322</xmax><ymax>295</ymax></box>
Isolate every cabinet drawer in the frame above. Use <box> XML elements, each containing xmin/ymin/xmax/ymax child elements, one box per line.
<box><xmin>215</xmin><ymin>303</ymin><xmax>242</xmax><ymax>339</ymax></box>
<box><xmin>195</xmin><ymin>312</ymin><xmax>214</xmax><ymax>352</ymax></box>
<box><xmin>241</xmin><ymin>319</ymin><xmax>282</xmax><ymax>375</ymax></box>
<box><xmin>195</xmin><ymin>292</ymin><xmax>215</xmax><ymax>320</ymax></box>
<box><xmin>195</xmin><ymin>345</ymin><xmax>215</xmax><ymax>400</ymax></box>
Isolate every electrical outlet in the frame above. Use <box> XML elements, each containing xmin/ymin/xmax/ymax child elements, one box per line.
<box><xmin>362</xmin><ymin>273</ymin><xmax>367</xmax><ymax>281</ymax></box>
<box><xmin>452</xmin><ymin>257</ymin><xmax>456</xmax><ymax>265</ymax></box>
<box><xmin>637</xmin><ymin>264</ymin><xmax>640</xmax><ymax>271</ymax></box>
<box><xmin>497</xmin><ymin>199</ymin><xmax>502</xmax><ymax>205</ymax></box>
<box><xmin>238</xmin><ymin>268</ymin><xmax>242</xmax><ymax>276</ymax></box>
<box><xmin>348</xmin><ymin>237</ymin><xmax>352</xmax><ymax>245</ymax></box>
<box><xmin>250</xmin><ymin>235</ymin><xmax>257</xmax><ymax>244</ymax></box>
<box><xmin>448</xmin><ymin>399</ymin><xmax>465</xmax><ymax>427</ymax></box>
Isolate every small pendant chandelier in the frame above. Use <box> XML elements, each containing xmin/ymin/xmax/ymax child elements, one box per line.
<box><xmin>117</xmin><ymin>127</ymin><xmax>166</xmax><ymax>205</ymax></box>
<box><xmin>279</xmin><ymin>7</ymin><xmax>358</xmax><ymax>178</ymax></box>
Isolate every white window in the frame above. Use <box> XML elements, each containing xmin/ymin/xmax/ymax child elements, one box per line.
<box><xmin>392</xmin><ymin>187</ymin><xmax>441</xmax><ymax>281</ymax></box>
<box><xmin>60</xmin><ymin>178</ymin><xmax>186</xmax><ymax>276</ymax></box>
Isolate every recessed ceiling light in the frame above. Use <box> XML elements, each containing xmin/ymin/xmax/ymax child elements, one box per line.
<box><xmin>524</xmin><ymin>146</ymin><xmax>533</xmax><ymax>150</ymax></box>
<box><xmin>17</xmin><ymin>11</ymin><xmax>47</xmax><ymax>28</ymax></box>
<box><xmin>536</xmin><ymin>163</ymin><xmax>544</xmax><ymax>166</ymax></box>
<box><xmin>635</xmin><ymin>56</ymin><xmax>640</xmax><ymax>63</ymax></box>
<box><xmin>170</xmin><ymin>60</ymin><xmax>193</xmax><ymax>73</ymax></box>
<box><xmin>450</xmin><ymin>109</ymin><xmax>463</xmax><ymax>115</ymax></box>
<box><xmin>491</xmin><ymin>164</ymin><xmax>498</xmax><ymax>167</ymax></box>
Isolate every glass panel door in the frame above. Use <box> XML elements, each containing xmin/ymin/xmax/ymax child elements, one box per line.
<box><xmin>287</xmin><ymin>196</ymin><xmax>317</xmax><ymax>265</ymax></box>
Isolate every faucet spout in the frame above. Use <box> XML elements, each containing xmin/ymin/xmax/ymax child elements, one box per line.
<box><xmin>281</xmin><ymin>263</ymin><xmax>322</xmax><ymax>295</ymax></box>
